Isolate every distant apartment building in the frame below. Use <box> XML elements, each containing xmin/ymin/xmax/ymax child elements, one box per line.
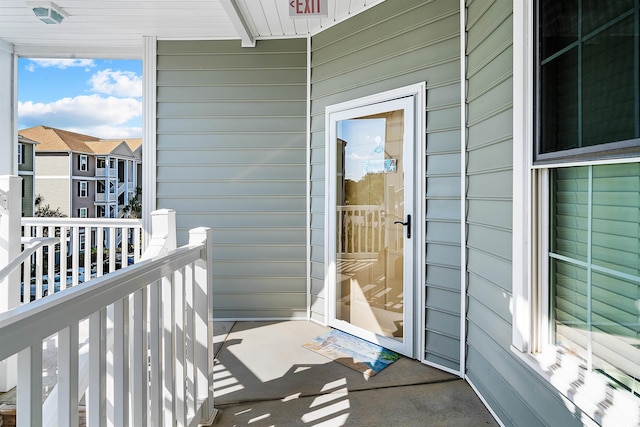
<box><xmin>17</xmin><ymin>134</ymin><xmax>38</xmax><ymax>216</ymax></box>
<box><xmin>19</xmin><ymin>125</ymin><xmax>141</xmax><ymax>218</ymax></box>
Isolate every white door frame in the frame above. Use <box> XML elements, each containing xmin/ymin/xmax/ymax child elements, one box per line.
<box><xmin>324</xmin><ymin>82</ymin><xmax>426</xmax><ymax>358</ymax></box>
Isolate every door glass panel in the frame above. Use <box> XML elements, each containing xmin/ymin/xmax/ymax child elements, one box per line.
<box><xmin>335</xmin><ymin>109</ymin><xmax>405</xmax><ymax>342</ymax></box>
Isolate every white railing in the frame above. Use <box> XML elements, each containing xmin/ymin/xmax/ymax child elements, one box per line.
<box><xmin>0</xmin><ymin>237</ymin><xmax>58</xmax><ymax>285</ymax></box>
<box><xmin>96</xmin><ymin>168</ymin><xmax>117</xmax><ymax>177</ymax></box>
<box><xmin>337</xmin><ymin>205</ymin><xmax>385</xmax><ymax>258</ymax></box>
<box><xmin>20</xmin><ymin>217</ymin><xmax>143</xmax><ymax>303</ymax></box>
<box><xmin>95</xmin><ymin>192</ymin><xmax>117</xmax><ymax>202</ymax></box>
<box><xmin>0</xmin><ymin>212</ymin><xmax>216</xmax><ymax>426</ymax></box>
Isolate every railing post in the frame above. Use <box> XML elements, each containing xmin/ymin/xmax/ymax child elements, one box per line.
<box><xmin>140</xmin><ymin>209</ymin><xmax>177</xmax><ymax>261</ymax></box>
<box><xmin>188</xmin><ymin>227</ymin><xmax>217</xmax><ymax>425</ymax></box>
<box><xmin>0</xmin><ymin>175</ymin><xmax>22</xmax><ymax>391</ymax></box>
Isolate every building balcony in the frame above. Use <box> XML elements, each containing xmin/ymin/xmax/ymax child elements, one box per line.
<box><xmin>0</xmin><ymin>208</ymin><xmax>496</xmax><ymax>426</ymax></box>
<box><xmin>95</xmin><ymin>168</ymin><xmax>117</xmax><ymax>178</ymax></box>
<box><xmin>95</xmin><ymin>192</ymin><xmax>116</xmax><ymax>202</ymax></box>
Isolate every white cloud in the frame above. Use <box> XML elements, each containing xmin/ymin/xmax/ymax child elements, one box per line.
<box><xmin>19</xmin><ymin>95</ymin><xmax>142</xmax><ymax>138</ymax></box>
<box><xmin>89</xmin><ymin>69</ymin><xmax>142</xmax><ymax>98</ymax></box>
<box><xmin>28</xmin><ymin>58</ymin><xmax>96</xmax><ymax>69</ymax></box>
<box><xmin>67</xmin><ymin>125</ymin><xmax>143</xmax><ymax>139</ymax></box>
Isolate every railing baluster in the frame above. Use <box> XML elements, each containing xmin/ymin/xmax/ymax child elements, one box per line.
<box><xmin>133</xmin><ymin>226</ymin><xmax>141</xmax><ymax>262</ymax></box>
<box><xmin>185</xmin><ymin>261</ymin><xmax>195</xmax><ymax>417</ymax></box>
<box><xmin>174</xmin><ymin>268</ymin><xmax>187</xmax><ymax>425</ymax></box>
<box><xmin>17</xmin><ymin>343</ymin><xmax>43</xmax><ymax>427</ymax></box>
<box><xmin>96</xmin><ymin>227</ymin><xmax>104</xmax><ymax>277</ymax></box>
<box><xmin>47</xmin><ymin>226</ymin><xmax>56</xmax><ymax>297</ymax></box>
<box><xmin>163</xmin><ymin>274</ymin><xmax>176</xmax><ymax>427</ymax></box>
<box><xmin>71</xmin><ymin>225</ymin><xmax>80</xmax><ymax>287</ymax></box>
<box><xmin>60</xmin><ymin>226</ymin><xmax>68</xmax><ymax>290</ymax></box>
<box><xmin>122</xmin><ymin>227</ymin><xmax>129</xmax><ymax>268</ymax></box>
<box><xmin>149</xmin><ymin>279</ymin><xmax>163</xmax><ymax>427</ymax></box>
<box><xmin>131</xmin><ymin>287</ymin><xmax>148</xmax><ymax>426</ymax></box>
<box><xmin>113</xmin><ymin>297</ymin><xmax>130</xmax><ymax>426</ymax></box>
<box><xmin>88</xmin><ymin>309</ymin><xmax>107</xmax><ymax>427</ymax></box>
<box><xmin>58</xmin><ymin>323</ymin><xmax>80</xmax><ymax>427</ymax></box>
<box><xmin>22</xmin><ymin>226</ymin><xmax>32</xmax><ymax>304</ymax></box>
<box><xmin>108</xmin><ymin>226</ymin><xmax>116</xmax><ymax>273</ymax></box>
<box><xmin>84</xmin><ymin>226</ymin><xmax>92</xmax><ymax>282</ymax></box>
<box><xmin>35</xmin><ymin>226</ymin><xmax>43</xmax><ymax>300</ymax></box>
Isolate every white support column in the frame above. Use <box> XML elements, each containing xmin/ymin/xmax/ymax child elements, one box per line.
<box><xmin>0</xmin><ymin>40</ymin><xmax>16</xmax><ymax>177</ymax></box>
<box><xmin>142</xmin><ymin>36</ymin><xmax>158</xmax><ymax>248</ymax></box>
<box><xmin>0</xmin><ymin>175</ymin><xmax>22</xmax><ymax>391</ymax></box>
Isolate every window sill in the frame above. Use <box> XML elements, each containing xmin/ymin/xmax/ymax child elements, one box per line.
<box><xmin>510</xmin><ymin>345</ymin><xmax>639</xmax><ymax>427</ymax></box>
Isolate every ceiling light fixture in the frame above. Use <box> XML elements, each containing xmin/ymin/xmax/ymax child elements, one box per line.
<box><xmin>28</xmin><ymin>1</ymin><xmax>68</xmax><ymax>24</ymax></box>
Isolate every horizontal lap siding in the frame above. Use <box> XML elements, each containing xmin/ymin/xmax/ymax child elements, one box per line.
<box><xmin>310</xmin><ymin>0</ymin><xmax>462</xmax><ymax>370</ymax></box>
<box><xmin>464</xmin><ymin>1</ymin><xmax>583</xmax><ymax>425</ymax></box>
<box><xmin>156</xmin><ymin>39</ymin><xmax>307</xmax><ymax>319</ymax></box>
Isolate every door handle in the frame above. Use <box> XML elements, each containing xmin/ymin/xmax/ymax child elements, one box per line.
<box><xmin>393</xmin><ymin>214</ymin><xmax>411</xmax><ymax>239</ymax></box>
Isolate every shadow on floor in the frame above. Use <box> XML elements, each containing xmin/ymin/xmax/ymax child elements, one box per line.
<box><xmin>213</xmin><ymin>320</ymin><xmax>498</xmax><ymax>426</ymax></box>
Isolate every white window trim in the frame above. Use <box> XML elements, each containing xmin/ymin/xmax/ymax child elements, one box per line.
<box><xmin>18</xmin><ymin>143</ymin><xmax>24</xmax><ymax>165</ymax></box>
<box><xmin>79</xmin><ymin>181</ymin><xmax>88</xmax><ymax>198</ymax></box>
<box><xmin>512</xmin><ymin>3</ymin><xmax>640</xmax><ymax>426</ymax></box>
<box><xmin>79</xmin><ymin>154</ymin><xmax>88</xmax><ymax>171</ymax></box>
<box><xmin>78</xmin><ymin>208</ymin><xmax>88</xmax><ymax>219</ymax></box>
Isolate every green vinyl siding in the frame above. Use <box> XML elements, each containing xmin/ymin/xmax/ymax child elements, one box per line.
<box><xmin>21</xmin><ymin>174</ymin><xmax>34</xmax><ymax>217</ymax></box>
<box><xmin>18</xmin><ymin>142</ymin><xmax>34</xmax><ymax>172</ymax></box>
<box><xmin>464</xmin><ymin>1</ymin><xmax>586</xmax><ymax>426</ymax></box>
<box><xmin>310</xmin><ymin>0</ymin><xmax>462</xmax><ymax>370</ymax></box>
<box><xmin>156</xmin><ymin>39</ymin><xmax>307</xmax><ymax>319</ymax></box>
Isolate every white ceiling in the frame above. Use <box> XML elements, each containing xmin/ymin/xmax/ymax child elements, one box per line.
<box><xmin>0</xmin><ymin>0</ymin><xmax>384</xmax><ymax>57</ymax></box>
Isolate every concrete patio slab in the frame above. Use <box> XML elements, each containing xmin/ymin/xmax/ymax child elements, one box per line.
<box><xmin>213</xmin><ymin>321</ymin><xmax>498</xmax><ymax>426</ymax></box>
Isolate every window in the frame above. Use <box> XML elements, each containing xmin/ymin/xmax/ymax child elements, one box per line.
<box><xmin>79</xmin><ymin>155</ymin><xmax>88</xmax><ymax>171</ymax></box>
<box><xmin>78</xmin><ymin>208</ymin><xmax>87</xmax><ymax>218</ymax></box>
<box><xmin>514</xmin><ymin>1</ymin><xmax>640</xmax><ymax>422</ymax></box>
<box><xmin>78</xmin><ymin>181</ymin><xmax>88</xmax><ymax>198</ymax></box>
<box><xmin>79</xmin><ymin>232</ymin><xmax>86</xmax><ymax>251</ymax></box>
<box><xmin>18</xmin><ymin>143</ymin><xmax>24</xmax><ymax>164</ymax></box>
<box><xmin>536</xmin><ymin>1</ymin><xmax>640</xmax><ymax>163</ymax></box>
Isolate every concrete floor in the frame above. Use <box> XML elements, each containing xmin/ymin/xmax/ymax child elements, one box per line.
<box><xmin>213</xmin><ymin>321</ymin><xmax>498</xmax><ymax>426</ymax></box>
<box><xmin>0</xmin><ymin>320</ymin><xmax>499</xmax><ymax>426</ymax></box>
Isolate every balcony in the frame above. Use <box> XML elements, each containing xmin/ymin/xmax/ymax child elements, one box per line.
<box><xmin>0</xmin><ymin>176</ymin><xmax>496</xmax><ymax>426</ymax></box>
<box><xmin>95</xmin><ymin>168</ymin><xmax>116</xmax><ymax>178</ymax></box>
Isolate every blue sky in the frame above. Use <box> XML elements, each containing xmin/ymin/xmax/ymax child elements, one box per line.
<box><xmin>339</xmin><ymin>118</ymin><xmax>386</xmax><ymax>182</ymax></box>
<box><xmin>18</xmin><ymin>58</ymin><xmax>142</xmax><ymax>139</ymax></box>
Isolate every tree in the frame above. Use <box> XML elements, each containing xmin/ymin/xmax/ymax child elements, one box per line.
<box><xmin>35</xmin><ymin>204</ymin><xmax>67</xmax><ymax>217</ymax></box>
<box><xmin>122</xmin><ymin>187</ymin><xmax>142</xmax><ymax>218</ymax></box>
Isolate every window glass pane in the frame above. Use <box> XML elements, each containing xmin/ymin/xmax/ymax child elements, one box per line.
<box><xmin>540</xmin><ymin>49</ymin><xmax>579</xmax><ymax>154</ymax></box>
<box><xmin>551</xmin><ymin>163</ymin><xmax>640</xmax><ymax>398</ymax></box>
<box><xmin>582</xmin><ymin>16</ymin><xmax>636</xmax><ymax>147</ymax></box>
<box><xmin>591</xmin><ymin>163</ymin><xmax>640</xmax><ymax>274</ymax></box>
<box><xmin>539</xmin><ymin>0</ymin><xmax>578</xmax><ymax>60</ymax></box>
<box><xmin>552</xmin><ymin>260</ymin><xmax>589</xmax><ymax>359</ymax></box>
<box><xmin>537</xmin><ymin>3</ymin><xmax>640</xmax><ymax>160</ymax></box>
<box><xmin>582</xmin><ymin>0</ymin><xmax>634</xmax><ymax>35</ymax></box>
<box><xmin>552</xmin><ymin>166</ymin><xmax>588</xmax><ymax>262</ymax></box>
<box><xmin>591</xmin><ymin>270</ymin><xmax>640</xmax><ymax>395</ymax></box>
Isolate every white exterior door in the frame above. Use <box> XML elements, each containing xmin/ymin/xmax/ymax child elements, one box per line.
<box><xmin>326</xmin><ymin>88</ymin><xmax>421</xmax><ymax>357</ymax></box>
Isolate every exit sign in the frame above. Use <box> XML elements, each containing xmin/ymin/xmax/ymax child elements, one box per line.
<box><xmin>289</xmin><ymin>0</ymin><xmax>328</xmax><ymax>18</ymax></box>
